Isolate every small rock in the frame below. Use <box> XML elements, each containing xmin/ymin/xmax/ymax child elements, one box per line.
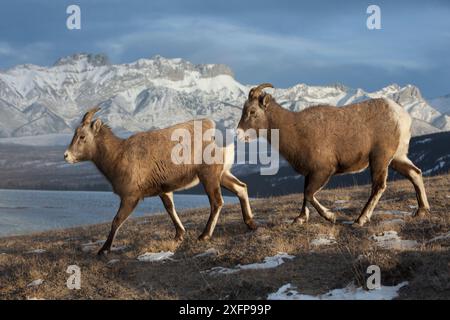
<box><xmin>107</xmin><ymin>259</ymin><xmax>120</xmax><ymax>266</ymax></box>
<box><xmin>379</xmin><ymin>218</ymin><xmax>405</xmax><ymax>228</ymax></box>
<box><xmin>27</xmin><ymin>279</ymin><xmax>44</xmax><ymax>287</ymax></box>
<box><xmin>27</xmin><ymin>249</ymin><xmax>46</xmax><ymax>254</ymax></box>
<box><xmin>194</xmin><ymin>248</ymin><xmax>219</xmax><ymax>259</ymax></box>
<box><xmin>111</xmin><ymin>245</ymin><xmax>128</xmax><ymax>252</ymax></box>
<box><xmin>311</xmin><ymin>235</ymin><xmax>336</xmax><ymax>247</ymax></box>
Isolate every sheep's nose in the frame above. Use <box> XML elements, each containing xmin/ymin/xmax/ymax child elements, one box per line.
<box><xmin>64</xmin><ymin>151</ymin><xmax>69</xmax><ymax>160</ymax></box>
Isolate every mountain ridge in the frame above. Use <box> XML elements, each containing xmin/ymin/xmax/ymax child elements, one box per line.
<box><xmin>0</xmin><ymin>53</ymin><xmax>449</xmax><ymax>138</ymax></box>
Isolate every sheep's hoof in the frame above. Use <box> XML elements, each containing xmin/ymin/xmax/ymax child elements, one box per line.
<box><xmin>326</xmin><ymin>215</ymin><xmax>337</xmax><ymax>224</ymax></box>
<box><xmin>174</xmin><ymin>234</ymin><xmax>184</xmax><ymax>241</ymax></box>
<box><xmin>352</xmin><ymin>218</ymin><xmax>367</xmax><ymax>228</ymax></box>
<box><xmin>413</xmin><ymin>207</ymin><xmax>430</xmax><ymax>218</ymax></box>
<box><xmin>198</xmin><ymin>233</ymin><xmax>211</xmax><ymax>241</ymax></box>
<box><xmin>97</xmin><ymin>248</ymin><xmax>109</xmax><ymax>256</ymax></box>
<box><xmin>246</xmin><ymin>219</ymin><xmax>258</xmax><ymax>231</ymax></box>
<box><xmin>174</xmin><ymin>230</ymin><xmax>186</xmax><ymax>241</ymax></box>
<box><xmin>292</xmin><ymin>216</ymin><xmax>308</xmax><ymax>225</ymax></box>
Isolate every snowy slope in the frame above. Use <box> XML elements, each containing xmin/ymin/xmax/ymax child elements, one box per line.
<box><xmin>429</xmin><ymin>94</ymin><xmax>450</xmax><ymax>116</ymax></box>
<box><xmin>0</xmin><ymin>53</ymin><xmax>448</xmax><ymax>139</ymax></box>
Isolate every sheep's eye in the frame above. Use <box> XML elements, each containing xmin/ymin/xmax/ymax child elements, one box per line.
<box><xmin>79</xmin><ymin>135</ymin><xmax>85</xmax><ymax>141</ymax></box>
<box><xmin>249</xmin><ymin>110</ymin><xmax>256</xmax><ymax>116</ymax></box>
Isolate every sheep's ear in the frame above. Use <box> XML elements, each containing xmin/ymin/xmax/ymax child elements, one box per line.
<box><xmin>259</xmin><ymin>94</ymin><xmax>271</xmax><ymax>109</ymax></box>
<box><xmin>92</xmin><ymin>119</ymin><xmax>102</xmax><ymax>135</ymax></box>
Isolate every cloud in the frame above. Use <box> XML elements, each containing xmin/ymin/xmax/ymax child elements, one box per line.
<box><xmin>97</xmin><ymin>16</ymin><xmax>429</xmax><ymax>73</ymax></box>
<box><xmin>0</xmin><ymin>42</ymin><xmax>54</xmax><ymax>68</ymax></box>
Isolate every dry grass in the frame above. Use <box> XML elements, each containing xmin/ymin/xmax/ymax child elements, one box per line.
<box><xmin>0</xmin><ymin>174</ymin><xmax>449</xmax><ymax>300</ymax></box>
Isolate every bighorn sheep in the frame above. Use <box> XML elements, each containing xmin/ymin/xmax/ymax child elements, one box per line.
<box><xmin>65</xmin><ymin>108</ymin><xmax>256</xmax><ymax>255</ymax></box>
<box><xmin>237</xmin><ymin>83</ymin><xmax>430</xmax><ymax>226</ymax></box>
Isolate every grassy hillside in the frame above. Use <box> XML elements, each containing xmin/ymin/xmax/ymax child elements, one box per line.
<box><xmin>0</xmin><ymin>174</ymin><xmax>449</xmax><ymax>300</ymax></box>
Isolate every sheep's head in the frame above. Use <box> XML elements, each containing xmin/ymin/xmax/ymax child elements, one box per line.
<box><xmin>237</xmin><ymin>83</ymin><xmax>273</xmax><ymax>141</ymax></box>
<box><xmin>64</xmin><ymin>107</ymin><xmax>103</xmax><ymax>163</ymax></box>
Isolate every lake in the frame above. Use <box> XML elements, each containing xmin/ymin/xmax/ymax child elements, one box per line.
<box><xmin>0</xmin><ymin>189</ymin><xmax>239</xmax><ymax>237</ymax></box>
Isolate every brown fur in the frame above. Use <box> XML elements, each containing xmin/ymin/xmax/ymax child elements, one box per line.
<box><xmin>65</xmin><ymin>109</ymin><xmax>257</xmax><ymax>255</ymax></box>
<box><xmin>237</xmin><ymin>84</ymin><xmax>430</xmax><ymax>226</ymax></box>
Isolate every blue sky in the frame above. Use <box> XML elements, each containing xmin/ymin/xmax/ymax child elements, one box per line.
<box><xmin>0</xmin><ymin>0</ymin><xmax>449</xmax><ymax>97</ymax></box>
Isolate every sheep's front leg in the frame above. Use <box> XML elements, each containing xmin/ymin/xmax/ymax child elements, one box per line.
<box><xmin>292</xmin><ymin>197</ymin><xmax>310</xmax><ymax>224</ymax></box>
<box><xmin>98</xmin><ymin>197</ymin><xmax>139</xmax><ymax>255</ymax></box>
<box><xmin>293</xmin><ymin>175</ymin><xmax>311</xmax><ymax>224</ymax></box>
<box><xmin>302</xmin><ymin>171</ymin><xmax>336</xmax><ymax>223</ymax></box>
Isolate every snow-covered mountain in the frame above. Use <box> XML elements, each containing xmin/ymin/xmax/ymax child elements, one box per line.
<box><xmin>0</xmin><ymin>53</ymin><xmax>449</xmax><ymax>138</ymax></box>
<box><xmin>429</xmin><ymin>94</ymin><xmax>450</xmax><ymax>116</ymax></box>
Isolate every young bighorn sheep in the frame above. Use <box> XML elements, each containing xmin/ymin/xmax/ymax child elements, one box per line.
<box><xmin>65</xmin><ymin>108</ymin><xmax>257</xmax><ymax>255</ymax></box>
<box><xmin>237</xmin><ymin>83</ymin><xmax>430</xmax><ymax>226</ymax></box>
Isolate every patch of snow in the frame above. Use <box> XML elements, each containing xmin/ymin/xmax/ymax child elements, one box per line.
<box><xmin>26</xmin><ymin>297</ymin><xmax>45</xmax><ymax>300</ymax></box>
<box><xmin>408</xmin><ymin>205</ymin><xmax>418</xmax><ymax>209</ymax></box>
<box><xmin>268</xmin><ymin>282</ymin><xmax>408</xmax><ymax>300</ymax></box>
<box><xmin>334</xmin><ymin>200</ymin><xmax>348</xmax><ymax>204</ymax></box>
<box><xmin>82</xmin><ymin>240</ymin><xmax>106</xmax><ymax>246</ymax></box>
<box><xmin>111</xmin><ymin>245</ymin><xmax>128</xmax><ymax>252</ymax></box>
<box><xmin>370</xmin><ymin>231</ymin><xmax>418</xmax><ymax>250</ymax></box>
<box><xmin>137</xmin><ymin>251</ymin><xmax>174</xmax><ymax>262</ymax></box>
<box><xmin>27</xmin><ymin>279</ymin><xmax>44</xmax><ymax>287</ymax></box>
<box><xmin>81</xmin><ymin>240</ymin><xmax>106</xmax><ymax>252</ymax></box>
<box><xmin>107</xmin><ymin>259</ymin><xmax>120</xmax><ymax>266</ymax></box>
<box><xmin>194</xmin><ymin>248</ymin><xmax>219</xmax><ymax>259</ymax></box>
<box><xmin>0</xmin><ymin>134</ymin><xmax>72</xmax><ymax>146</ymax></box>
<box><xmin>374</xmin><ymin>210</ymin><xmax>412</xmax><ymax>216</ymax></box>
<box><xmin>27</xmin><ymin>249</ymin><xmax>47</xmax><ymax>254</ymax></box>
<box><xmin>311</xmin><ymin>235</ymin><xmax>336</xmax><ymax>247</ymax></box>
<box><xmin>414</xmin><ymin>138</ymin><xmax>432</xmax><ymax>144</ymax></box>
<box><xmin>204</xmin><ymin>252</ymin><xmax>294</xmax><ymax>275</ymax></box>
<box><xmin>379</xmin><ymin>219</ymin><xmax>406</xmax><ymax>228</ymax></box>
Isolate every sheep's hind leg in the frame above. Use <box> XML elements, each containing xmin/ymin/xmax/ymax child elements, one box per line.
<box><xmin>390</xmin><ymin>157</ymin><xmax>430</xmax><ymax>217</ymax></box>
<box><xmin>98</xmin><ymin>197</ymin><xmax>139</xmax><ymax>256</ymax></box>
<box><xmin>198</xmin><ymin>174</ymin><xmax>224</xmax><ymax>241</ymax></box>
<box><xmin>220</xmin><ymin>171</ymin><xmax>257</xmax><ymax>230</ymax></box>
<box><xmin>302</xmin><ymin>171</ymin><xmax>336</xmax><ymax>224</ymax></box>
<box><xmin>160</xmin><ymin>192</ymin><xmax>186</xmax><ymax>241</ymax></box>
<box><xmin>354</xmin><ymin>162</ymin><xmax>388</xmax><ymax>227</ymax></box>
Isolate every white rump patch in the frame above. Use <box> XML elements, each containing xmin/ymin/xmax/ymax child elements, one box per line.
<box><xmin>222</xmin><ymin>143</ymin><xmax>235</xmax><ymax>172</ymax></box>
<box><xmin>385</xmin><ymin>98</ymin><xmax>412</xmax><ymax>159</ymax></box>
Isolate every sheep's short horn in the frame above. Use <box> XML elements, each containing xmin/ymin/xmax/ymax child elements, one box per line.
<box><xmin>249</xmin><ymin>83</ymin><xmax>274</xmax><ymax>99</ymax></box>
<box><xmin>82</xmin><ymin>107</ymin><xmax>101</xmax><ymax>124</ymax></box>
